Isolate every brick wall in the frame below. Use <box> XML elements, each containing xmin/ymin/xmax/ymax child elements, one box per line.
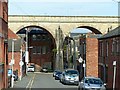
<box><xmin>0</xmin><ymin>0</ymin><xmax>8</xmax><ymax>89</ymax></box>
<box><xmin>8</xmin><ymin>52</ymin><xmax>21</xmax><ymax>77</ymax></box>
<box><xmin>98</xmin><ymin>36</ymin><xmax>120</xmax><ymax>89</ymax></box>
<box><xmin>86</xmin><ymin>37</ymin><xmax>98</xmax><ymax>77</ymax></box>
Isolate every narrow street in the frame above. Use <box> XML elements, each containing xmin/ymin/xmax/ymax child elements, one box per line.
<box><xmin>13</xmin><ymin>72</ymin><xmax>78</xmax><ymax>89</ymax></box>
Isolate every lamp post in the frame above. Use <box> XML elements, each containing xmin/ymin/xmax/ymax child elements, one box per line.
<box><xmin>25</xmin><ymin>28</ymin><xmax>29</xmax><ymax>75</ymax></box>
<box><xmin>11</xmin><ymin>39</ymin><xmax>17</xmax><ymax>88</ymax></box>
<box><xmin>113</xmin><ymin>61</ymin><xmax>117</xmax><ymax>90</ymax></box>
<box><xmin>19</xmin><ymin>48</ymin><xmax>24</xmax><ymax>80</ymax></box>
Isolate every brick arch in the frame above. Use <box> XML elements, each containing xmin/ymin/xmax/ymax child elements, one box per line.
<box><xmin>77</xmin><ymin>26</ymin><xmax>102</xmax><ymax>34</ymax></box>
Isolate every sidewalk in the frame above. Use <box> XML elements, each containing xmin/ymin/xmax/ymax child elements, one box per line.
<box><xmin>13</xmin><ymin>73</ymin><xmax>33</xmax><ymax>88</ymax></box>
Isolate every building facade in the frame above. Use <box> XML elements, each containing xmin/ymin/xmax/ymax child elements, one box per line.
<box><xmin>0</xmin><ymin>0</ymin><xmax>8</xmax><ymax>89</ymax></box>
<box><xmin>8</xmin><ymin>29</ymin><xmax>26</xmax><ymax>80</ymax></box>
<box><xmin>78</xmin><ymin>33</ymin><xmax>101</xmax><ymax>80</ymax></box>
<box><xmin>16</xmin><ymin>26</ymin><xmax>56</xmax><ymax>72</ymax></box>
<box><xmin>98</xmin><ymin>26</ymin><xmax>120</xmax><ymax>89</ymax></box>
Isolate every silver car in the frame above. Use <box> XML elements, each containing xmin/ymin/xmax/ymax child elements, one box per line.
<box><xmin>27</xmin><ymin>66</ymin><xmax>35</xmax><ymax>72</ymax></box>
<box><xmin>60</xmin><ymin>69</ymin><xmax>79</xmax><ymax>85</ymax></box>
<box><xmin>78</xmin><ymin>77</ymin><xmax>106</xmax><ymax>90</ymax></box>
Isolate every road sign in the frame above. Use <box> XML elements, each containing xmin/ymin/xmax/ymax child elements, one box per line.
<box><xmin>78</xmin><ymin>57</ymin><xmax>83</xmax><ymax>63</ymax></box>
<box><xmin>19</xmin><ymin>61</ymin><xmax>24</xmax><ymax>66</ymax></box>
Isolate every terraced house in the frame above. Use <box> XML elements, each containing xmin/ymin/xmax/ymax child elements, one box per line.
<box><xmin>98</xmin><ymin>26</ymin><xmax>120</xmax><ymax>89</ymax></box>
<box><xmin>0</xmin><ymin>0</ymin><xmax>8</xmax><ymax>89</ymax></box>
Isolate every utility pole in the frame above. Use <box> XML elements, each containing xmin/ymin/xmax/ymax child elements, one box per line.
<box><xmin>25</xmin><ymin>28</ymin><xmax>29</xmax><ymax>75</ymax></box>
<box><xmin>113</xmin><ymin>61</ymin><xmax>117</xmax><ymax>90</ymax></box>
<box><xmin>11</xmin><ymin>39</ymin><xmax>17</xmax><ymax>88</ymax></box>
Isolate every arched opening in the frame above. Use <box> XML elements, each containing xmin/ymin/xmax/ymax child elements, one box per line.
<box><xmin>77</xmin><ymin>26</ymin><xmax>102</xmax><ymax>34</ymax></box>
<box><xmin>63</xmin><ymin>26</ymin><xmax>102</xmax><ymax>80</ymax></box>
<box><xmin>16</xmin><ymin>26</ymin><xmax>56</xmax><ymax>71</ymax></box>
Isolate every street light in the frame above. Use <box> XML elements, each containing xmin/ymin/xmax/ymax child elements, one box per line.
<box><xmin>11</xmin><ymin>39</ymin><xmax>17</xmax><ymax>88</ymax></box>
<box><xmin>25</xmin><ymin>28</ymin><xmax>29</xmax><ymax>75</ymax></box>
<box><xmin>19</xmin><ymin>48</ymin><xmax>24</xmax><ymax>80</ymax></box>
<box><xmin>113</xmin><ymin>61</ymin><xmax>117</xmax><ymax>90</ymax></box>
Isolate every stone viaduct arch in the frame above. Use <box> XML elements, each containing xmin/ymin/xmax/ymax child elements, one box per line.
<box><xmin>8</xmin><ymin>15</ymin><xmax>119</xmax><ymax>38</ymax></box>
<box><xmin>8</xmin><ymin>15</ymin><xmax>119</xmax><ymax>70</ymax></box>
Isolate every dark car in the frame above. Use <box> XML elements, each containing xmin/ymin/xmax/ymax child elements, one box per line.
<box><xmin>54</xmin><ymin>71</ymin><xmax>62</xmax><ymax>80</ymax></box>
<box><xmin>41</xmin><ymin>67</ymin><xmax>48</xmax><ymax>73</ymax></box>
<box><xmin>53</xmin><ymin>70</ymin><xmax>60</xmax><ymax>77</ymax></box>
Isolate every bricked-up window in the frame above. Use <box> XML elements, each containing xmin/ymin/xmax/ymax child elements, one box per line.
<box><xmin>112</xmin><ymin>39</ymin><xmax>114</xmax><ymax>53</ymax></box>
<box><xmin>42</xmin><ymin>46</ymin><xmax>46</xmax><ymax>54</ymax></box>
<box><xmin>116</xmin><ymin>39</ymin><xmax>119</xmax><ymax>53</ymax></box>
<box><xmin>112</xmin><ymin>38</ymin><xmax>117</xmax><ymax>54</ymax></box>
<box><xmin>101</xmin><ymin>42</ymin><xmax>104</xmax><ymax>57</ymax></box>
<box><xmin>106</xmin><ymin>41</ymin><xmax>109</xmax><ymax>57</ymax></box>
<box><xmin>99</xmin><ymin>42</ymin><xmax>103</xmax><ymax>57</ymax></box>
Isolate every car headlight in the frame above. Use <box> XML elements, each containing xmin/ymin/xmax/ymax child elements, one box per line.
<box><xmin>100</xmin><ymin>85</ymin><xmax>106</xmax><ymax>90</ymax></box>
<box><xmin>75</xmin><ymin>76</ymin><xmax>79</xmax><ymax>81</ymax></box>
<box><xmin>65</xmin><ymin>76</ymin><xmax>69</xmax><ymax>80</ymax></box>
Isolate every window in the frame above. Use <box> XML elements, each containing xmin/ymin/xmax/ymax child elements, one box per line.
<box><xmin>36</xmin><ymin>46</ymin><xmax>41</xmax><ymax>54</ymax></box>
<box><xmin>32</xmin><ymin>35</ymin><xmax>37</xmax><ymax>41</ymax></box>
<box><xmin>42</xmin><ymin>35</ymin><xmax>46</xmax><ymax>40</ymax></box>
<box><xmin>42</xmin><ymin>46</ymin><xmax>46</xmax><ymax>54</ymax></box>
<box><xmin>37</xmin><ymin>35</ymin><xmax>41</xmax><ymax>41</ymax></box>
<box><xmin>32</xmin><ymin>46</ymin><xmax>36</xmax><ymax>54</ymax></box>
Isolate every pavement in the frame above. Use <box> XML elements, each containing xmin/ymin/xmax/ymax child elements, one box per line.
<box><xmin>13</xmin><ymin>73</ymin><xmax>34</xmax><ymax>88</ymax></box>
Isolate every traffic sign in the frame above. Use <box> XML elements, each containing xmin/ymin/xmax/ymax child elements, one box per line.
<box><xmin>19</xmin><ymin>61</ymin><xmax>24</xmax><ymax>66</ymax></box>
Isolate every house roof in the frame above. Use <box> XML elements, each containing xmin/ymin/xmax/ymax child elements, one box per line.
<box><xmin>99</xmin><ymin>26</ymin><xmax>120</xmax><ymax>39</ymax></box>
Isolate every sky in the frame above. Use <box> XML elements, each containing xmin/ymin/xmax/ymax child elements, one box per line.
<box><xmin>8</xmin><ymin>0</ymin><xmax>119</xmax><ymax>33</ymax></box>
<box><xmin>8</xmin><ymin>0</ymin><xmax>119</xmax><ymax>16</ymax></box>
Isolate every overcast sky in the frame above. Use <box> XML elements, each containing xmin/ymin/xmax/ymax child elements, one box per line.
<box><xmin>8</xmin><ymin>0</ymin><xmax>119</xmax><ymax>16</ymax></box>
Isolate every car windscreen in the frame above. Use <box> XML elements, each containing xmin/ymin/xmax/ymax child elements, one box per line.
<box><xmin>28</xmin><ymin>66</ymin><xmax>34</xmax><ymax>68</ymax></box>
<box><xmin>65</xmin><ymin>70</ymin><xmax>79</xmax><ymax>75</ymax></box>
<box><xmin>56</xmin><ymin>72</ymin><xmax>62</xmax><ymax>74</ymax></box>
<box><xmin>85</xmin><ymin>78</ymin><xmax>103</xmax><ymax>84</ymax></box>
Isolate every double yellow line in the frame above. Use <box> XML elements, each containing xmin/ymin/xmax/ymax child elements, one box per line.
<box><xmin>26</xmin><ymin>74</ymin><xmax>36</xmax><ymax>89</ymax></box>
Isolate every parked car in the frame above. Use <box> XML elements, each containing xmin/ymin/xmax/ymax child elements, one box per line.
<box><xmin>27</xmin><ymin>65</ymin><xmax>35</xmax><ymax>72</ymax></box>
<box><xmin>54</xmin><ymin>71</ymin><xmax>62</xmax><ymax>80</ymax></box>
<box><xmin>53</xmin><ymin>70</ymin><xmax>61</xmax><ymax>77</ymax></box>
<box><xmin>78</xmin><ymin>76</ymin><xmax>106</xmax><ymax>90</ymax></box>
<box><xmin>41</xmin><ymin>67</ymin><xmax>48</xmax><ymax>73</ymax></box>
<box><xmin>60</xmin><ymin>69</ymin><xmax>79</xmax><ymax>85</ymax></box>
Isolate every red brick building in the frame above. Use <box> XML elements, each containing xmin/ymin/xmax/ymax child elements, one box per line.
<box><xmin>8</xmin><ymin>29</ymin><xmax>26</xmax><ymax>80</ymax></box>
<box><xmin>98</xmin><ymin>26</ymin><xmax>120</xmax><ymax>89</ymax></box>
<box><xmin>0</xmin><ymin>0</ymin><xmax>8</xmax><ymax>89</ymax></box>
<box><xmin>16</xmin><ymin>26</ymin><xmax>56</xmax><ymax>71</ymax></box>
<box><xmin>78</xmin><ymin>33</ymin><xmax>101</xmax><ymax>79</ymax></box>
